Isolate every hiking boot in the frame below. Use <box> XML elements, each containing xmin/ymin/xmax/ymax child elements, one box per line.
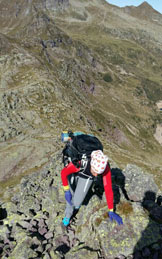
<box><xmin>62</xmin><ymin>217</ymin><xmax>70</xmax><ymax>226</ymax></box>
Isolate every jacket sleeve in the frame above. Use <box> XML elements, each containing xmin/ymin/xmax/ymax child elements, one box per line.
<box><xmin>102</xmin><ymin>164</ymin><xmax>114</xmax><ymax>211</ymax></box>
<box><xmin>61</xmin><ymin>162</ymin><xmax>80</xmax><ymax>191</ymax></box>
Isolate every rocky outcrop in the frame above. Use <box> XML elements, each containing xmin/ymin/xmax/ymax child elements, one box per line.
<box><xmin>154</xmin><ymin>124</ymin><xmax>162</xmax><ymax>145</ymax></box>
<box><xmin>42</xmin><ymin>0</ymin><xmax>69</xmax><ymax>10</ymax></box>
<box><xmin>0</xmin><ymin>156</ymin><xmax>161</xmax><ymax>259</ymax></box>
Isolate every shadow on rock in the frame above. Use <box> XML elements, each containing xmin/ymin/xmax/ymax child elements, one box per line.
<box><xmin>55</xmin><ymin>243</ymin><xmax>70</xmax><ymax>256</ymax></box>
<box><xmin>0</xmin><ymin>206</ymin><xmax>7</xmax><ymax>221</ymax></box>
<box><xmin>111</xmin><ymin>167</ymin><xmax>135</xmax><ymax>211</ymax></box>
<box><xmin>133</xmin><ymin>191</ymin><xmax>162</xmax><ymax>259</ymax></box>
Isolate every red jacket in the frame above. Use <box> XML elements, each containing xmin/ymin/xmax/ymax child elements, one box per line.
<box><xmin>61</xmin><ymin>162</ymin><xmax>114</xmax><ymax>211</ymax></box>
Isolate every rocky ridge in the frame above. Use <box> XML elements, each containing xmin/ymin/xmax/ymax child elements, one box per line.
<box><xmin>0</xmin><ymin>1</ymin><xmax>162</xmax><ymax>257</ymax></box>
<box><xmin>0</xmin><ymin>153</ymin><xmax>162</xmax><ymax>259</ymax></box>
<box><xmin>123</xmin><ymin>1</ymin><xmax>162</xmax><ymax>24</ymax></box>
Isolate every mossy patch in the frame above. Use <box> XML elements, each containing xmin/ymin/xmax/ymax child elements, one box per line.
<box><xmin>117</xmin><ymin>201</ymin><xmax>133</xmax><ymax>216</ymax></box>
<box><xmin>95</xmin><ymin>211</ymin><xmax>108</xmax><ymax>227</ymax></box>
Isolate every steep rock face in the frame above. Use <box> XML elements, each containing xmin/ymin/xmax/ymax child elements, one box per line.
<box><xmin>0</xmin><ymin>157</ymin><xmax>161</xmax><ymax>258</ymax></box>
<box><xmin>0</xmin><ymin>0</ymin><xmax>69</xmax><ymax>14</ymax></box>
<box><xmin>0</xmin><ymin>0</ymin><xmax>69</xmax><ymax>34</ymax></box>
<box><xmin>44</xmin><ymin>0</ymin><xmax>69</xmax><ymax>10</ymax></box>
<box><xmin>30</xmin><ymin>0</ymin><xmax>69</xmax><ymax>11</ymax></box>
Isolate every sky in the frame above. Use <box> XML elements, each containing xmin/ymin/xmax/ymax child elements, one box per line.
<box><xmin>106</xmin><ymin>1</ymin><xmax>162</xmax><ymax>14</ymax></box>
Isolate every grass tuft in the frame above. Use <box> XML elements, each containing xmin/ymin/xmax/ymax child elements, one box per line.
<box><xmin>117</xmin><ymin>201</ymin><xmax>133</xmax><ymax>216</ymax></box>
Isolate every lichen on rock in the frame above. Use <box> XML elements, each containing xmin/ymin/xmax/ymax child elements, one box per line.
<box><xmin>0</xmin><ymin>157</ymin><xmax>161</xmax><ymax>258</ymax></box>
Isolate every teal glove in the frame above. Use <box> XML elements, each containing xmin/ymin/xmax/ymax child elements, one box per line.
<box><xmin>108</xmin><ymin>211</ymin><xmax>123</xmax><ymax>225</ymax></box>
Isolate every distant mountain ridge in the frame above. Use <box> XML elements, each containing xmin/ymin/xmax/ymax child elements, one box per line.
<box><xmin>122</xmin><ymin>1</ymin><xmax>162</xmax><ymax>23</ymax></box>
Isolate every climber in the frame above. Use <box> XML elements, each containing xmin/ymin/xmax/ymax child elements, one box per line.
<box><xmin>60</xmin><ymin>133</ymin><xmax>123</xmax><ymax>227</ymax></box>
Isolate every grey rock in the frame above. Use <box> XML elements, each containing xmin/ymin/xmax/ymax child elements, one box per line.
<box><xmin>38</xmin><ymin>227</ymin><xmax>48</xmax><ymax>235</ymax></box>
<box><xmin>33</xmin><ymin>236</ymin><xmax>41</xmax><ymax>246</ymax></box>
<box><xmin>38</xmin><ymin>218</ymin><xmax>46</xmax><ymax>228</ymax></box>
<box><xmin>123</xmin><ymin>164</ymin><xmax>158</xmax><ymax>202</ymax></box>
<box><xmin>4</xmin><ymin>237</ymin><xmax>10</xmax><ymax>244</ymax></box>
<box><xmin>18</xmin><ymin>220</ymin><xmax>33</xmax><ymax>230</ymax></box>
<box><xmin>43</xmin><ymin>240</ymin><xmax>48</xmax><ymax>245</ymax></box>
<box><xmin>45</xmin><ymin>243</ymin><xmax>52</xmax><ymax>251</ymax></box>
<box><xmin>31</xmin><ymin>227</ymin><xmax>37</xmax><ymax>232</ymax></box>
<box><xmin>9</xmin><ymin>236</ymin><xmax>37</xmax><ymax>258</ymax></box>
<box><xmin>43</xmin><ymin>252</ymin><xmax>51</xmax><ymax>259</ymax></box>
<box><xmin>36</xmin><ymin>245</ymin><xmax>44</xmax><ymax>253</ymax></box>
<box><xmin>30</xmin><ymin>219</ymin><xmax>37</xmax><ymax>226</ymax></box>
<box><xmin>44</xmin><ymin>231</ymin><xmax>53</xmax><ymax>239</ymax></box>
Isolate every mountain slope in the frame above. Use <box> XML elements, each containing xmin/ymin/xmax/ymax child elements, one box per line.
<box><xmin>0</xmin><ymin>0</ymin><xmax>162</xmax><ymax>195</ymax></box>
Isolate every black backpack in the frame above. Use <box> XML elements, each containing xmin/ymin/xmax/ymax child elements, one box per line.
<box><xmin>62</xmin><ymin>134</ymin><xmax>103</xmax><ymax>167</ymax></box>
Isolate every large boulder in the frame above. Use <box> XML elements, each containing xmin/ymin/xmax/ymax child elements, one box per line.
<box><xmin>122</xmin><ymin>164</ymin><xmax>159</xmax><ymax>202</ymax></box>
